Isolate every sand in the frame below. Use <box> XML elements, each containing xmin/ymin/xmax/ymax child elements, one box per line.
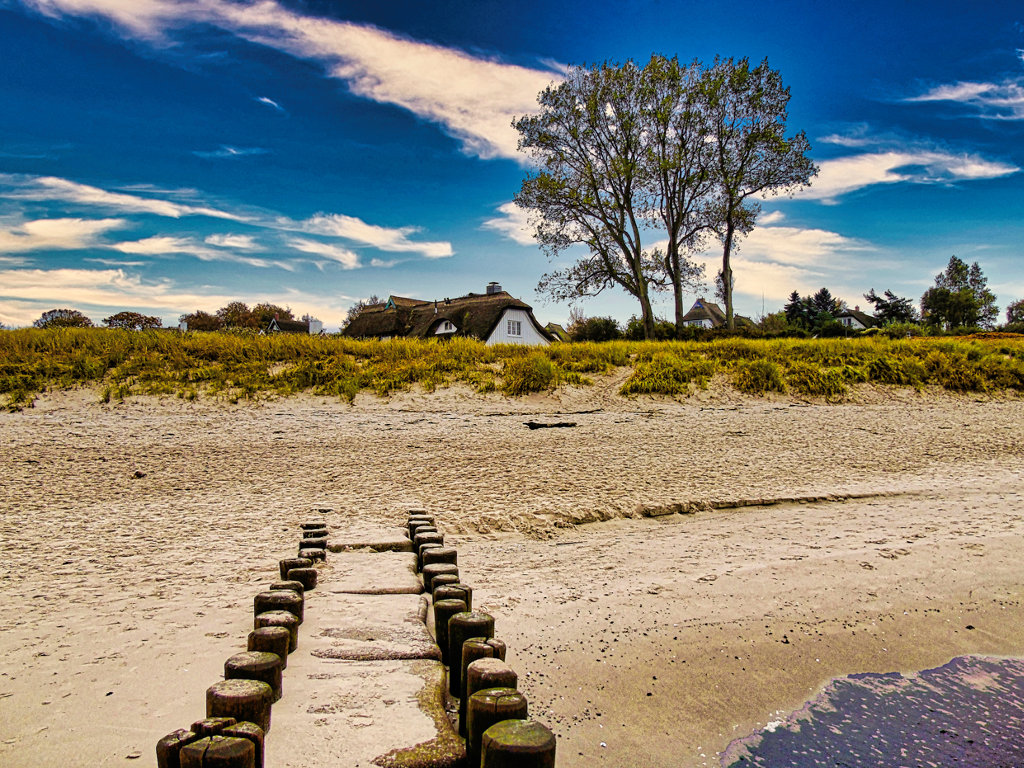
<box><xmin>1</xmin><ymin>380</ymin><xmax>1022</xmax><ymax>766</ymax></box>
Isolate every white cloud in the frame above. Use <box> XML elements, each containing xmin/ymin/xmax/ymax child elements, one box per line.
<box><xmin>192</xmin><ymin>145</ymin><xmax>269</xmax><ymax>159</ymax></box>
<box><xmin>481</xmin><ymin>202</ymin><xmax>535</xmax><ymax>246</ymax></box>
<box><xmin>296</xmin><ymin>213</ymin><xmax>453</xmax><ymax>258</ymax></box>
<box><xmin>288</xmin><ymin>238</ymin><xmax>360</xmax><ymax>269</ymax></box>
<box><xmin>112</xmin><ymin>235</ymin><xmax>196</xmax><ymax>255</ymax></box>
<box><xmin>0</xmin><ymin>217</ymin><xmax>127</xmax><ymax>252</ymax></box>
<box><xmin>20</xmin><ymin>0</ymin><xmax>560</xmax><ymax>160</ymax></box>
<box><xmin>797</xmin><ymin>150</ymin><xmax>1018</xmax><ymax>203</ymax></box>
<box><xmin>256</xmin><ymin>95</ymin><xmax>284</xmax><ymax>111</ymax></box>
<box><xmin>0</xmin><ymin>174</ymin><xmax>243</xmax><ymax>219</ymax></box>
<box><xmin>0</xmin><ymin>266</ymin><xmax>351</xmax><ymax>328</ymax></box>
<box><xmin>111</xmin><ymin>234</ymin><xmax>296</xmax><ymax>270</ymax></box>
<box><xmin>205</xmin><ymin>233</ymin><xmax>261</xmax><ymax>249</ymax></box>
<box><xmin>908</xmin><ymin>77</ymin><xmax>1024</xmax><ymax>120</ymax></box>
<box><xmin>370</xmin><ymin>257</ymin><xmax>399</xmax><ymax>268</ymax></box>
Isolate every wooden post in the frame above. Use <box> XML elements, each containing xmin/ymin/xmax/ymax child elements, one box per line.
<box><xmin>269</xmin><ymin>580</ymin><xmax>304</xmax><ymax>594</ymax></box>
<box><xmin>254</xmin><ymin>590</ymin><xmax>303</xmax><ymax>624</ymax></box>
<box><xmin>459</xmin><ymin>639</ymin><xmax>496</xmax><ymax>735</ymax></box>
<box><xmin>156</xmin><ymin>728</ymin><xmax>200</xmax><ymax>768</ymax></box>
<box><xmin>447</xmin><ymin>612</ymin><xmax>494</xmax><ymax>696</ymax></box>
<box><xmin>433</xmin><ymin>583</ymin><xmax>472</xmax><ymax>611</ymax></box>
<box><xmin>300</xmin><ymin>521</ymin><xmax>327</xmax><ymax>529</ymax></box>
<box><xmin>248</xmin><ymin>627</ymin><xmax>290</xmax><ymax>669</ymax></box>
<box><xmin>224</xmin><ymin>651</ymin><xmax>283</xmax><ymax>702</ymax></box>
<box><xmin>468</xmin><ymin>687</ymin><xmax>529</xmax><ymax>768</ymax></box>
<box><xmin>297</xmin><ymin>547</ymin><xmax>325</xmax><ymax>562</ymax></box>
<box><xmin>254</xmin><ymin>611</ymin><xmax>299</xmax><ymax>652</ymax></box>
<box><xmin>301</xmin><ymin>527</ymin><xmax>328</xmax><ymax>538</ymax></box>
<box><xmin>486</xmin><ymin>637</ymin><xmax>507</xmax><ymax>662</ymax></box>
<box><xmin>206</xmin><ymin>679</ymin><xmax>273</xmax><ymax>733</ymax></box>
<box><xmin>180</xmin><ymin>736</ymin><xmax>255</xmax><ymax>768</ymax></box>
<box><xmin>286</xmin><ymin>567</ymin><xmax>318</xmax><ymax>591</ymax></box>
<box><xmin>278</xmin><ymin>558</ymin><xmax>311</xmax><ymax>580</ymax></box>
<box><xmin>299</xmin><ymin>536</ymin><xmax>327</xmax><ymax>551</ymax></box>
<box><xmin>481</xmin><ymin>720</ymin><xmax>556</xmax><ymax>768</ymax></box>
<box><xmin>222</xmin><ymin>723</ymin><xmax>265</xmax><ymax>768</ymax></box>
<box><xmin>422</xmin><ymin>546</ymin><xmax>458</xmax><ymax>567</ymax></box>
<box><xmin>190</xmin><ymin>718</ymin><xmax>237</xmax><ymax>736</ymax></box>
<box><xmin>431</xmin><ymin>598</ymin><xmax>467</xmax><ymax>665</ymax></box>
<box><xmin>421</xmin><ymin>563</ymin><xmax>459</xmax><ymax>594</ymax></box>
<box><xmin>417</xmin><ymin>543</ymin><xmax>443</xmax><ymax>572</ymax></box>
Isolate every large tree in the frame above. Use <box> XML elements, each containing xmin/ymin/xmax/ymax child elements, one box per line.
<box><xmin>1007</xmin><ymin>298</ymin><xmax>1024</xmax><ymax>325</ymax></box>
<box><xmin>921</xmin><ymin>256</ymin><xmax>998</xmax><ymax>329</ymax></box>
<box><xmin>514</xmin><ymin>60</ymin><xmax>662</xmax><ymax>338</ymax></box>
<box><xmin>704</xmin><ymin>57</ymin><xmax>817</xmax><ymax>329</ymax></box>
<box><xmin>644</xmin><ymin>55</ymin><xmax>714</xmax><ymax>335</ymax></box>
<box><xmin>863</xmin><ymin>289</ymin><xmax>918</xmax><ymax>325</ymax></box>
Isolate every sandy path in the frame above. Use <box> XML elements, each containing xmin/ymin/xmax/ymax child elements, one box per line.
<box><xmin>1</xmin><ymin>385</ymin><xmax>1022</xmax><ymax>766</ymax></box>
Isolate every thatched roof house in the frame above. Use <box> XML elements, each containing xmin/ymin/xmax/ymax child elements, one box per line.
<box><xmin>680</xmin><ymin>298</ymin><xmax>754</xmax><ymax>329</ymax></box>
<box><xmin>344</xmin><ymin>283</ymin><xmax>552</xmax><ymax>345</ymax></box>
<box><xmin>834</xmin><ymin>307</ymin><xmax>877</xmax><ymax>330</ymax></box>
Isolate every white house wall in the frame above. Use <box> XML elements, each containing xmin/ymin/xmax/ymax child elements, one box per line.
<box><xmin>485</xmin><ymin>308</ymin><xmax>549</xmax><ymax>346</ymax></box>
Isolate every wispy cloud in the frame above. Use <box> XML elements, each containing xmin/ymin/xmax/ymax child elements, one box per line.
<box><xmin>192</xmin><ymin>145</ymin><xmax>269</xmax><ymax>159</ymax></box>
<box><xmin>287</xmin><ymin>238</ymin><xmax>361</xmax><ymax>269</ymax></box>
<box><xmin>255</xmin><ymin>95</ymin><xmax>284</xmax><ymax>112</ymax></box>
<box><xmin>295</xmin><ymin>213</ymin><xmax>453</xmax><ymax>258</ymax></box>
<box><xmin>369</xmin><ymin>257</ymin><xmax>399</xmax><ymax>268</ymax></box>
<box><xmin>482</xmin><ymin>202</ymin><xmax>535</xmax><ymax>246</ymax></box>
<box><xmin>908</xmin><ymin>77</ymin><xmax>1024</xmax><ymax>120</ymax></box>
<box><xmin>0</xmin><ymin>217</ymin><xmax>127</xmax><ymax>252</ymax></box>
<box><xmin>19</xmin><ymin>0</ymin><xmax>560</xmax><ymax>160</ymax></box>
<box><xmin>0</xmin><ymin>173</ymin><xmax>243</xmax><ymax>219</ymax></box>
<box><xmin>111</xmin><ymin>234</ymin><xmax>298</xmax><ymax>270</ymax></box>
<box><xmin>797</xmin><ymin>150</ymin><xmax>1018</xmax><ymax>203</ymax></box>
<box><xmin>205</xmin><ymin>233</ymin><xmax>262</xmax><ymax>249</ymax></box>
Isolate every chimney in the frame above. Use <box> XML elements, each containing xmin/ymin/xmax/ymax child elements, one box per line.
<box><xmin>486</xmin><ymin>281</ymin><xmax>501</xmax><ymax>295</ymax></box>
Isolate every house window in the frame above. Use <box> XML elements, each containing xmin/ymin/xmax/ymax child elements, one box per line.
<box><xmin>507</xmin><ymin>319</ymin><xmax>522</xmax><ymax>336</ymax></box>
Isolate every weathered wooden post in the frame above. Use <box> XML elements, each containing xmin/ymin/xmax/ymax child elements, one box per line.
<box><xmin>298</xmin><ymin>547</ymin><xmax>326</xmax><ymax>562</ymax></box>
<box><xmin>222</xmin><ymin>723</ymin><xmax>265</xmax><ymax>768</ymax></box>
<box><xmin>432</xmin><ymin>598</ymin><xmax>468</xmax><ymax>665</ymax></box>
<box><xmin>254</xmin><ymin>611</ymin><xmax>299</xmax><ymax>652</ymax></box>
<box><xmin>459</xmin><ymin>639</ymin><xmax>496</xmax><ymax>735</ymax></box>
<box><xmin>421</xmin><ymin>546</ymin><xmax>458</xmax><ymax>567</ymax></box>
<box><xmin>447</xmin><ymin>612</ymin><xmax>495</xmax><ymax>696</ymax></box>
<box><xmin>486</xmin><ymin>637</ymin><xmax>507</xmax><ymax>662</ymax></box>
<box><xmin>191</xmin><ymin>718</ymin><xmax>237</xmax><ymax>736</ymax></box>
<box><xmin>278</xmin><ymin>557</ymin><xmax>311</xmax><ymax>580</ymax></box>
<box><xmin>269</xmin><ymin>580</ymin><xmax>303</xmax><ymax>594</ymax></box>
<box><xmin>248</xmin><ymin>627</ymin><xmax>290</xmax><ymax>668</ymax></box>
<box><xmin>206</xmin><ymin>679</ymin><xmax>273</xmax><ymax>732</ymax></box>
<box><xmin>286</xmin><ymin>566</ymin><xmax>318</xmax><ymax>590</ymax></box>
<box><xmin>301</xmin><ymin>527</ymin><xmax>328</xmax><ymax>539</ymax></box>
<box><xmin>180</xmin><ymin>735</ymin><xmax>255</xmax><ymax>768</ymax></box>
<box><xmin>480</xmin><ymin>719</ymin><xmax>556</xmax><ymax>768</ymax></box>
<box><xmin>156</xmin><ymin>729</ymin><xmax>200</xmax><ymax>768</ymax></box>
<box><xmin>433</xmin><ymin>582</ymin><xmax>472</xmax><ymax>611</ymax></box>
<box><xmin>254</xmin><ymin>590</ymin><xmax>303</xmax><ymax>624</ymax></box>
<box><xmin>421</xmin><ymin>563</ymin><xmax>459</xmax><ymax>594</ymax></box>
<box><xmin>418</xmin><ymin>543</ymin><xmax>443</xmax><ymax>572</ymax></box>
<box><xmin>468</xmin><ymin>687</ymin><xmax>528</xmax><ymax>768</ymax></box>
<box><xmin>224</xmin><ymin>651</ymin><xmax>283</xmax><ymax>702</ymax></box>
<box><xmin>299</xmin><ymin>536</ymin><xmax>327</xmax><ymax>552</ymax></box>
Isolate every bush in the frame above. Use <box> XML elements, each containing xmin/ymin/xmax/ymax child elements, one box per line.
<box><xmin>786</xmin><ymin>361</ymin><xmax>846</xmax><ymax>398</ymax></box>
<box><xmin>570</xmin><ymin>316</ymin><xmax>622</xmax><ymax>342</ymax></box>
<box><xmin>619</xmin><ymin>352</ymin><xmax>716</xmax><ymax>396</ymax></box>
<box><xmin>501</xmin><ymin>352</ymin><xmax>557</xmax><ymax>396</ymax></box>
<box><xmin>623</xmin><ymin>316</ymin><xmax>677</xmax><ymax>341</ymax></box>
<box><xmin>734</xmin><ymin>359</ymin><xmax>785</xmax><ymax>394</ymax></box>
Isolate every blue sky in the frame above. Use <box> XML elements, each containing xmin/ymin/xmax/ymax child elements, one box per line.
<box><xmin>1</xmin><ymin>0</ymin><xmax>1022</xmax><ymax>329</ymax></box>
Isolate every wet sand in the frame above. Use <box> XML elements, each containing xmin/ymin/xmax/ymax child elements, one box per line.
<box><xmin>1</xmin><ymin>383</ymin><xmax>1022</xmax><ymax>766</ymax></box>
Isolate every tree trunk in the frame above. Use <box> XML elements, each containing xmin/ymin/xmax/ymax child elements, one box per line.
<box><xmin>637</xmin><ymin>279</ymin><xmax>656</xmax><ymax>339</ymax></box>
<box><xmin>722</xmin><ymin>221</ymin><xmax>736</xmax><ymax>330</ymax></box>
<box><xmin>673</xmin><ymin>274</ymin><xmax>686</xmax><ymax>338</ymax></box>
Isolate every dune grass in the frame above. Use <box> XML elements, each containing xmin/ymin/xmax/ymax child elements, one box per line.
<box><xmin>1</xmin><ymin>328</ymin><xmax>1023</xmax><ymax>410</ymax></box>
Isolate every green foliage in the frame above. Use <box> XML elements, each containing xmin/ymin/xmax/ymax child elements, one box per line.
<box><xmin>501</xmin><ymin>352</ymin><xmax>557</xmax><ymax>396</ymax></box>
<box><xmin>619</xmin><ymin>351</ymin><xmax>716</xmax><ymax>395</ymax></box>
<box><xmin>103</xmin><ymin>311</ymin><xmax>162</xmax><ymax>330</ymax></box>
<box><xmin>1006</xmin><ymin>299</ymin><xmax>1024</xmax><ymax>326</ymax></box>
<box><xmin>734</xmin><ymin>359</ymin><xmax>785</xmax><ymax>394</ymax></box>
<box><xmin>622</xmin><ymin>316</ymin><xmax>676</xmax><ymax>341</ymax></box>
<box><xmin>785</xmin><ymin>361</ymin><xmax>846</xmax><ymax>398</ymax></box>
<box><xmin>570</xmin><ymin>316</ymin><xmax>622</xmax><ymax>342</ymax></box>
<box><xmin>33</xmin><ymin>309</ymin><xmax>93</xmax><ymax>328</ymax></box>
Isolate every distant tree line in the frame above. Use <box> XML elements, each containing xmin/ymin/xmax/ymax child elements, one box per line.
<box><xmin>178</xmin><ymin>301</ymin><xmax>297</xmax><ymax>331</ymax></box>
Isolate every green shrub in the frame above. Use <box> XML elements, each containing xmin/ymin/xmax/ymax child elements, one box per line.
<box><xmin>786</xmin><ymin>361</ymin><xmax>847</xmax><ymax>398</ymax></box>
<box><xmin>619</xmin><ymin>352</ymin><xmax>716</xmax><ymax>396</ymax></box>
<box><xmin>501</xmin><ymin>353</ymin><xmax>556</xmax><ymax>396</ymax></box>
<box><xmin>734</xmin><ymin>359</ymin><xmax>785</xmax><ymax>394</ymax></box>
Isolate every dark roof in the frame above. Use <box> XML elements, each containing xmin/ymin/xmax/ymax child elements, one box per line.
<box><xmin>344</xmin><ymin>290</ymin><xmax>552</xmax><ymax>342</ymax></box>
<box><xmin>266</xmin><ymin>318</ymin><xmax>310</xmax><ymax>334</ymax></box>
<box><xmin>545</xmin><ymin>322</ymin><xmax>570</xmax><ymax>342</ymax></box>
<box><xmin>835</xmin><ymin>308</ymin><xmax>878</xmax><ymax>327</ymax></box>
<box><xmin>680</xmin><ymin>299</ymin><xmax>727</xmax><ymax>327</ymax></box>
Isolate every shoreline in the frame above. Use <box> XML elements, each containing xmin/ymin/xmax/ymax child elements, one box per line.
<box><xmin>2</xmin><ymin>389</ymin><xmax>1022</xmax><ymax>766</ymax></box>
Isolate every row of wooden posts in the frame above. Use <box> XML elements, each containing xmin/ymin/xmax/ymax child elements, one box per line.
<box><xmin>155</xmin><ymin>523</ymin><xmax>326</xmax><ymax>767</ymax></box>
<box><xmin>410</xmin><ymin>508</ymin><xmax>557</xmax><ymax>767</ymax></box>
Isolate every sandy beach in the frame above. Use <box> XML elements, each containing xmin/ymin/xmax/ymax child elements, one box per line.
<box><xmin>1</xmin><ymin>381</ymin><xmax>1023</xmax><ymax>766</ymax></box>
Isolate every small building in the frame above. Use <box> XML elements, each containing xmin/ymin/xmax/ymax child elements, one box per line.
<box><xmin>833</xmin><ymin>307</ymin><xmax>877</xmax><ymax>330</ymax></box>
<box><xmin>344</xmin><ymin>283</ymin><xmax>552</xmax><ymax>346</ymax></box>
<box><xmin>679</xmin><ymin>298</ymin><xmax>754</xmax><ymax>329</ymax></box>
<box><xmin>266</xmin><ymin>315</ymin><xmax>323</xmax><ymax>334</ymax></box>
<box><xmin>544</xmin><ymin>322</ymin><xmax>570</xmax><ymax>342</ymax></box>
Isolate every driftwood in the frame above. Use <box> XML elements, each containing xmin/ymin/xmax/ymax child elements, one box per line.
<box><xmin>523</xmin><ymin>421</ymin><xmax>577</xmax><ymax>430</ymax></box>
